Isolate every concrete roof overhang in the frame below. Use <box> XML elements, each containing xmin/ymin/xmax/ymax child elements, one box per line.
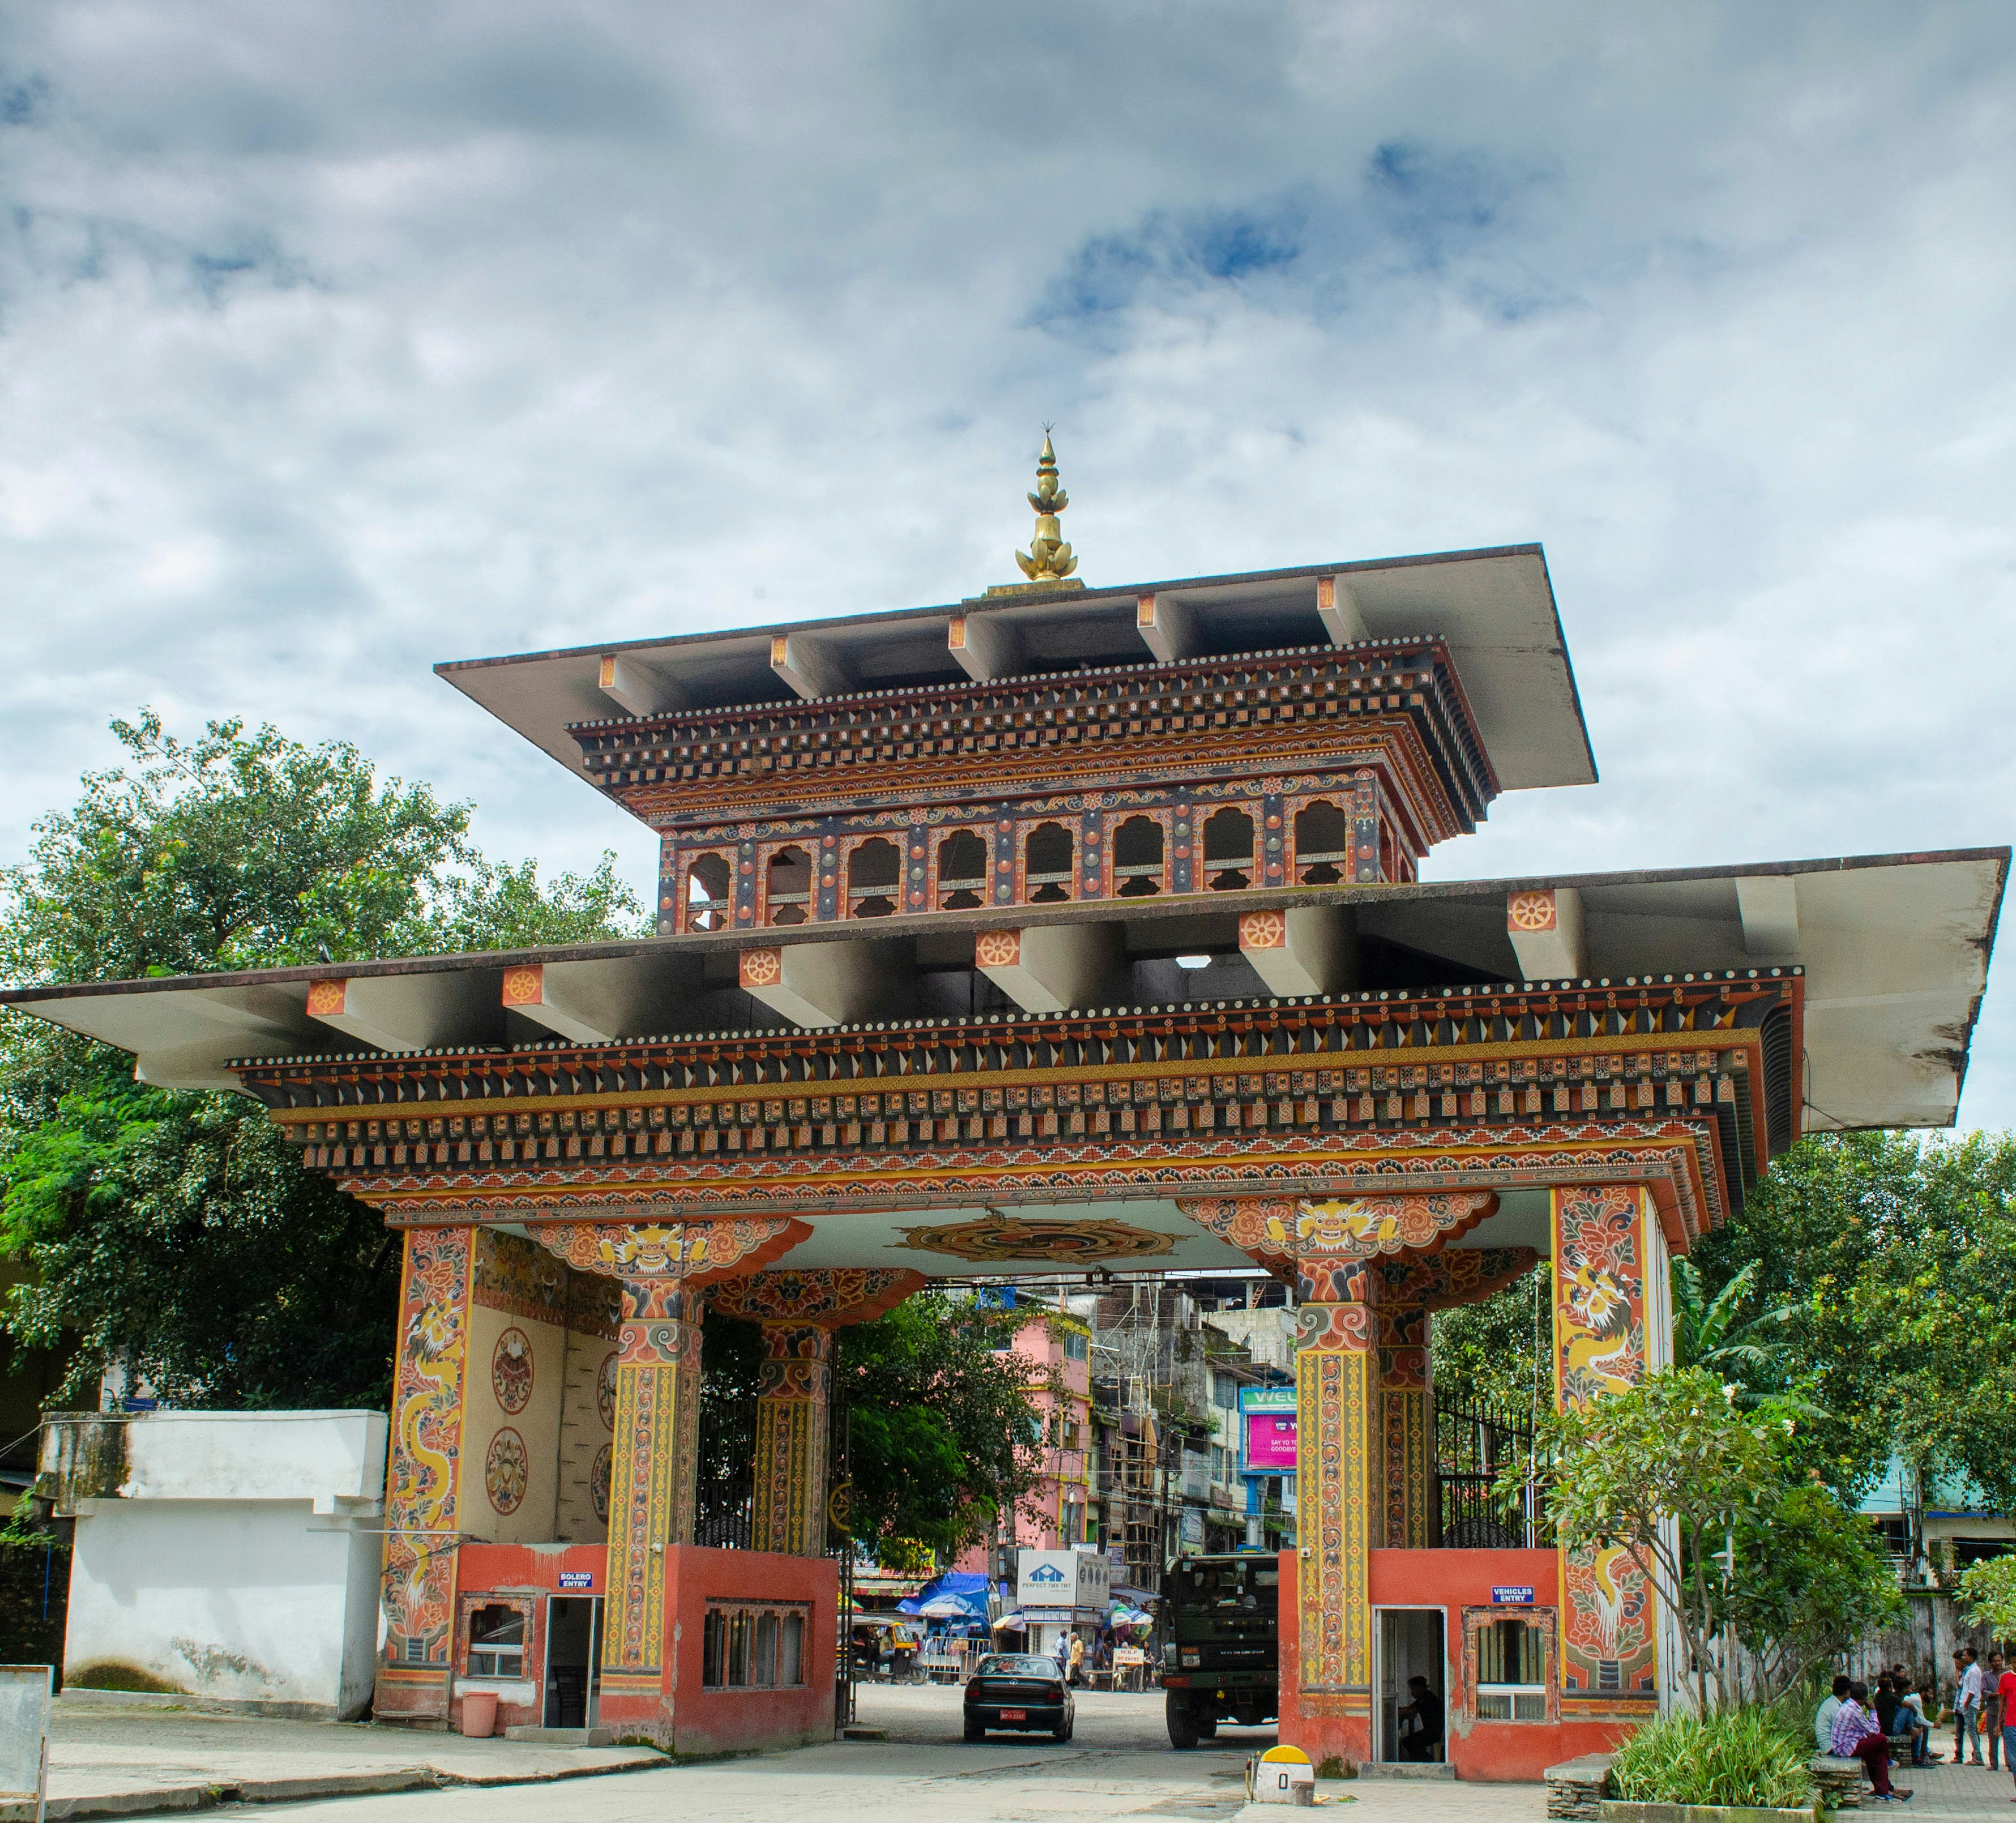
<box><xmin>4</xmin><ymin>848</ymin><xmax>2000</xmax><ymax>1137</ymax></box>
<box><xmin>434</xmin><ymin>546</ymin><xmax>1596</xmax><ymax>800</ymax></box>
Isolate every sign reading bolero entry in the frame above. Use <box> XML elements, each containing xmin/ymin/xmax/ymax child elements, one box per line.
<box><xmin>1016</xmin><ymin>1548</ymin><xmax>1110</xmax><ymax>1621</ymax></box>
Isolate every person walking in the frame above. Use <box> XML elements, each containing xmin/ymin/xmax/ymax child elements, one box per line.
<box><xmin>1960</xmin><ymin>1648</ymin><xmax>1987</xmax><ymax>1767</ymax></box>
<box><xmin>1986</xmin><ymin>1652</ymin><xmax>2007</xmax><ymax>1772</ymax></box>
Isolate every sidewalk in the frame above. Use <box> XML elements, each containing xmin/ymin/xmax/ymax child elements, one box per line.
<box><xmin>4</xmin><ymin>1694</ymin><xmax>667</xmax><ymax>1822</ymax></box>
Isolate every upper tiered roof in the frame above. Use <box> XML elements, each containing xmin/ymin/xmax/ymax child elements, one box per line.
<box><xmin>436</xmin><ymin>546</ymin><xmax>1595</xmax><ymax>804</ymax></box>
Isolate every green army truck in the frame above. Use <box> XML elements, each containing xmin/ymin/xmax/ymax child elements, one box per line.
<box><xmin>1159</xmin><ymin>1553</ymin><xmax>1280</xmax><ymax>1748</ymax></box>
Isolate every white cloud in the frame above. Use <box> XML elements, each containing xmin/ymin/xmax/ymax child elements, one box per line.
<box><xmin>1</xmin><ymin>0</ymin><xmax>2012</xmax><ymax>1122</ymax></box>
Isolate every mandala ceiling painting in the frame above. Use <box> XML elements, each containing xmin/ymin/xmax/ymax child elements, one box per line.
<box><xmin>894</xmin><ymin>1209</ymin><xmax>1176</xmax><ymax>1265</ymax></box>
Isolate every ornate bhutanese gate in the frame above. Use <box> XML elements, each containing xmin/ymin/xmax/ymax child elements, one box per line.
<box><xmin>233</xmin><ymin>959</ymin><xmax>1794</xmax><ymax>1756</ymax></box>
<box><xmin>9</xmin><ymin>497</ymin><xmax>1996</xmax><ymax>1765</ymax></box>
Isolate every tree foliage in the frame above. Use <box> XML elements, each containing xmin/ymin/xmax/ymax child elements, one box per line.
<box><xmin>1505</xmin><ymin>1366</ymin><xmax>1900</xmax><ymax>1709</ymax></box>
<box><xmin>1431</xmin><ymin>1262</ymin><xmax>1549</xmax><ymax>1412</ymax></box>
<box><xmin>1957</xmin><ymin>1553</ymin><xmax>2016</xmax><ymax>1640</ymax></box>
<box><xmin>833</xmin><ymin>1293</ymin><xmax>1051</xmax><ymax>1565</ymax></box>
<box><xmin>1689</xmin><ymin>1130</ymin><xmax>2016</xmax><ymax>1514</ymax></box>
<box><xmin>0</xmin><ymin>712</ymin><xmax>641</xmax><ymax>1408</ymax></box>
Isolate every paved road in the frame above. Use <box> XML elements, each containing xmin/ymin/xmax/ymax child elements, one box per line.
<box><xmin>245</xmin><ymin>1685</ymin><xmax>1549</xmax><ymax>1823</ymax></box>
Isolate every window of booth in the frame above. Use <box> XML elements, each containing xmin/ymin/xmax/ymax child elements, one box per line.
<box><xmin>1470</xmin><ymin>1611</ymin><xmax>1550</xmax><ymax>1722</ymax></box>
<box><xmin>466</xmin><ymin>1604</ymin><xmax>526</xmax><ymax>1680</ymax></box>
<box><xmin>702</xmin><ymin>1600</ymin><xmax>808</xmax><ymax>1690</ymax></box>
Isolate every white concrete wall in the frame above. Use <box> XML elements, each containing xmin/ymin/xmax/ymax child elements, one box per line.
<box><xmin>66</xmin><ymin>1498</ymin><xmax>382</xmax><ymax>1717</ymax></box>
<box><xmin>119</xmin><ymin>1410</ymin><xmax>386</xmax><ymax>1506</ymax></box>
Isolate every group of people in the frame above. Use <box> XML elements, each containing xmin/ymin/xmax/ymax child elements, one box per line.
<box><xmin>1950</xmin><ymin>1645</ymin><xmax>2016</xmax><ymax>1778</ymax></box>
<box><xmin>1814</xmin><ymin>1646</ymin><xmax>2016</xmax><ymax>1805</ymax></box>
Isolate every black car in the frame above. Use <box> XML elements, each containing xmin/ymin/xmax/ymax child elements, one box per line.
<box><xmin>963</xmin><ymin>1653</ymin><xmax>1075</xmax><ymax>1742</ymax></box>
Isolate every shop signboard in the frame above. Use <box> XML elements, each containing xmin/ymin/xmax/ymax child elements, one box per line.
<box><xmin>1240</xmin><ymin>1386</ymin><xmax>1297</xmax><ymax>1472</ymax></box>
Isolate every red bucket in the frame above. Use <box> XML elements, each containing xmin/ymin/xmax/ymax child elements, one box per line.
<box><xmin>458</xmin><ymin>1690</ymin><xmax>499</xmax><ymax>1738</ymax></box>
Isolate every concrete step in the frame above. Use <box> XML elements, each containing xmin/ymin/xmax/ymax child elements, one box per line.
<box><xmin>1357</xmin><ymin>1761</ymin><xmax>1455</xmax><ymax>1779</ymax></box>
<box><xmin>501</xmin><ymin>1726</ymin><xmax>615</xmax><ymax>1746</ymax></box>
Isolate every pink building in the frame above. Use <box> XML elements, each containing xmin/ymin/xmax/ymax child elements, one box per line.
<box><xmin>957</xmin><ymin>1307</ymin><xmax>1093</xmax><ymax>1571</ymax></box>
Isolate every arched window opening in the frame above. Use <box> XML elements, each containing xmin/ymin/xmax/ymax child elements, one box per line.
<box><xmin>1294</xmin><ymin>801</ymin><xmax>1352</xmax><ymax>886</ymax></box>
<box><xmin>1024</xmin><ymin>823</ymin><xmax>1074</xmax><ymax>904</ymax></box>
<box><xmin>686</xmin><ymin>853</ymin><xmax>732</xmax><ymax>931</ymax></box>
<box><xmin>1201</xmin><ymin>809</ymin><xmax>1253</xmax><ymax>892</ymax></box>
<box><xmin>765</xmin><ymin>846</ymin><xmax>813</xmax><ymax>925</ymax></box>
<box><xmin>936</xmin><ymin>829</ymin><xmax>988</xmax><ymax>911</ymax></box>
<box><xmin>847</xmin><ymin>837</ymin><xmax>901</xmax><ymax>918</ymax></box>
<box><xmin>1113</xmin><ymin>816</ymin><xmax>1164</xmax><ymax>898</ymax></box>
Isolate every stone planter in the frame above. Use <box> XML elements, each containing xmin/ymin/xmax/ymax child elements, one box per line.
<box><xmin>1599</xmin><ymin>1804</ymin><xmax>1819</xmax><ymax>1823</ymax></box>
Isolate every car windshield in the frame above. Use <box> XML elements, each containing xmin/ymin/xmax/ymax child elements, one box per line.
<box><xmin>976</xmin><ymin>1654</ymin><xmax>1056</xmax><ymax>1678</ymax></box>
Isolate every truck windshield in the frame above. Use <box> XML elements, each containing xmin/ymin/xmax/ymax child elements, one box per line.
<box><xmin>1172</xmin><ymin>1560</ymin><xmax>1279</xmax><ymax>1610</ymax></box>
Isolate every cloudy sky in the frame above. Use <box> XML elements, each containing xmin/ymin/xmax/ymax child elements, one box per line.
<box><xmin>3</xmin><ymin>4</ymin><xmax>2012</xmax><ymax>1124</ymax></box>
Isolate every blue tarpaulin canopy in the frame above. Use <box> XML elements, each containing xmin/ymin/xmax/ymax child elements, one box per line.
<box><xmin>896</xmin><ymin>1571</ymin><xmax>991</xmax><ymax>1619</ymax></box>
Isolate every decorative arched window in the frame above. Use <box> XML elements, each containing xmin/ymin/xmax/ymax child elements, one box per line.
<box><xmin>1293</xmin><ymin>801</ymin><xmax>1353</xmax><ymax>886</ymax></box>
<box><xmin>765</xmin><ymin>845</ymin><xmax>813</xmax><ymax>925</ymax></box>
<box><xmin>1024</xmin><ymin>823</ymin><xmax>1074</xmax><ymax>904</ymax></box>
<box><xmin>685</xmin><ymin>852</ymin><xmax>732</xmax><ymax>931</ymax></box>
<box><xmin>1201</xmin><ymin>808</ymin><xmax>1254</xmax><ymax>891</ymax></box>
<box><xmin>1112</xmin><ymin>816</ymin><xmax>1165</xmax><ymax>897</ymax></box>
<box><xmin>847</xmin><ymin>837</ymin><xmax>901</xmax><ymax>918</ymax></box>
<box><xmin>936</xmin><ymin>829</ymin><xmax>989</xmax><ymax>911</ymax></box>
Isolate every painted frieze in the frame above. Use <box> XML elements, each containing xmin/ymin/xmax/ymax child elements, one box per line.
<box><xmin>380</xmin><ymin>1226</ymin><xmax>474</xmax><ymax>1677</ymax></box>
<box><xmin>1551</xmin><ymin>1184</ymin><xmax>1660</xmax><ymax>1707</ymax></box>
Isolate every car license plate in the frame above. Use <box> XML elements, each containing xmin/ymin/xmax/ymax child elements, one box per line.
<box><xmin>1000</xmin><ymin>1709</ymin><xmax>1025</xmax><ymax>1721</ymax></box>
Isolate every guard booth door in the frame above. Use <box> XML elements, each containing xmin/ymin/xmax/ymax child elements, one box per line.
<box><xmin>1373</xmin><ymin>1607</ymin><xmax>1446</xmax><ymax>1763</ymax></box>
<box><xmin>543</xmin><ymin>1597</ymin><xmax>603</xmax><ymax>1728</ymax></box>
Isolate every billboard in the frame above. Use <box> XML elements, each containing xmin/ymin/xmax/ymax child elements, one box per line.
<box><xmin>1240</xmin><ymin>1388</ymin><xmax>1297</xmax><ymax>1472</ymax></box>
<box><xmin>1016</xmin><ymin>1548</ymin><xmax>1110</xmax><ymax>1615</ymax></box>
<box><xmin>1244</xmin><ymin>1409</ymin><xmax>1297</xmax><ymax>1471</ymax></box>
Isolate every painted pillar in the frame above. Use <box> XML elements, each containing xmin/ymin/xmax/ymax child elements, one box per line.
<box><xmin>1294</xmin><ymin>1261</ymin><xmax>1376</xmax><ymax>1716</ymax></box>
<box><xmin>1550</xmin><ymin>1183</ymin><xmax>1661</xmax><ymax>1713</ymax></box>
<box><xmin>1373</xmin><ymin>1303</ymin><xmax>1433</xmax><ymax>1549</ymax></box>
<box><xmin>752</xmin><ymin>1323</ymin><xmax>833</xmax><ymax>1557</ymax></box>
<box><xmin>375</xmin><ymin>1225</ymin><xmax>476</xmax><ymax>1721</ymax></box>
<box><xmin>599</xmin><ymin>1277</ymin><xmax>702</xmax><ymax>1729</ymax></box>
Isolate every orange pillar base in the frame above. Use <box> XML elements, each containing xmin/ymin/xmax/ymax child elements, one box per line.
<box><xmin>1274</xmin><ymin>1554</ymin><xmax>1372</xmax><ymax>1770</ymax></box>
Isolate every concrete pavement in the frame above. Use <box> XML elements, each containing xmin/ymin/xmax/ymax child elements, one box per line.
<box><xmin>9</xmin><ymin>1693</ymin><xmax>662</xmax><ymax>1821</ymax></box>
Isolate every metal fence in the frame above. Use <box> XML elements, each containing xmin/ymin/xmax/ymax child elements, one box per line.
<box><xmin>1435</xmin><ymin>1394</ymin><xmax>1552</xmax><ymax>1549</ymax></box>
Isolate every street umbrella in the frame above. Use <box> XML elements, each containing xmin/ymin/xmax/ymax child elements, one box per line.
<box><xmin>991</xmin><ymin>1610</ymin><xmax>1026</xmax><ymax>1631</ymax></box>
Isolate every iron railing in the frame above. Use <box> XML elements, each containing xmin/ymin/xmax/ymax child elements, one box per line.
<box><xmin>1435</xmin><ymin>1394</ymin><xmax>1552</xmax><ymax>1549</ymax></box>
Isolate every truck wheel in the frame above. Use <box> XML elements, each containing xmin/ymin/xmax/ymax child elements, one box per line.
<box><xmin>1166</xmin><ymin>1692</ymin><xmax>1199</xmax><ymax>1750</ymax></box>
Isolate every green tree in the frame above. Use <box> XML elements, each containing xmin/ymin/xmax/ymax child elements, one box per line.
<box><xmin>1670</xmin><ymin>1259</ymin><xmax>1802</xmax><ymax>1408</ymax></box>
<box><xmin>1431</xmin><ymin>1261</ymin><xmax>1549</xmax><ymax>1413</ymax></box>
<box><xmin>1504</xmin><ymin>1366</ymin><xmax>1897</xmax><ymax>1709</ymax></box>
<box><xmin>0</xmin><ymin>712</ymin><xmax>642</xmax><ymax>1408</ymax></box>
<box><xmin>696</xmin><ymin>1294</ymin><xmax>1049</xmax><ymax>1568</ymax></box>
<box><xmin>1689</xmin><ymin>1131</ymin><xmax>2016</xmax><ymax>1515</ymax></box>
<box><xmin>1957</xmin><ymin>1554</ymin><xmax>2016</xmax><ymax>1641</ymax></box>
<box><xmin>834</xmin><ymin>1293</ymin><xmax>1051</xmax><ymax>1564</ymax></box>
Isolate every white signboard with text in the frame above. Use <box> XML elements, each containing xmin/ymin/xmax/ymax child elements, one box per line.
<box><xmin>1016</xmin><ymin>1548</ymin><xmax>1110</xmax><ymax>1615</ymax></box>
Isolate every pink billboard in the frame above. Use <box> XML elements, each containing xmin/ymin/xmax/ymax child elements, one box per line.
<box><xmin>1244</xmin><ymin>1409</ymin><xmax>1297</xmax><ymax>1471</ymax></box>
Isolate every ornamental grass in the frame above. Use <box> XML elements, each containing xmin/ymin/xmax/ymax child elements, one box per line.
<box><xmin>1608</xmin><ymin>1706</ymin><xmax>1821</xmax><ymax>1812</ymax></box>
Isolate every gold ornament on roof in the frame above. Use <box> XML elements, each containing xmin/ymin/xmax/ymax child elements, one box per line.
<box><xmin>1011</xmin><ymin>430</ymin><xmax>1084</xmax><ymax>589</ymax></box>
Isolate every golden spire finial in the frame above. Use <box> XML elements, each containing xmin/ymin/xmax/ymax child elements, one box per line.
<box><xmin>1013</xmin><ymin>426</ymin><xmax>1081</xmax><ymax>586</ymax></box>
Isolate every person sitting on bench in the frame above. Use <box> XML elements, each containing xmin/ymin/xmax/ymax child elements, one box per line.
<box><xmin>1396</xmin><ymin>1675</ymin><xmax>1444</xmax><ymax>1762</ymax></box>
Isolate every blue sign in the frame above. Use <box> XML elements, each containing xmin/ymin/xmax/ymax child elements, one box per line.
<box><xmin>558</xmin><ymin>1571</ymin><xmax>595</xmax><ymax>1590</ymax></box>
<box><xmin>1027</xmin><ymin>1563</ymin><xmax>1066</xmax><ymax>1585</ymax></box>
<box><xmin>1491</xmin><ymin>1586</ymin><xmax>1535</xmax><ymax>1606</ymax></box>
